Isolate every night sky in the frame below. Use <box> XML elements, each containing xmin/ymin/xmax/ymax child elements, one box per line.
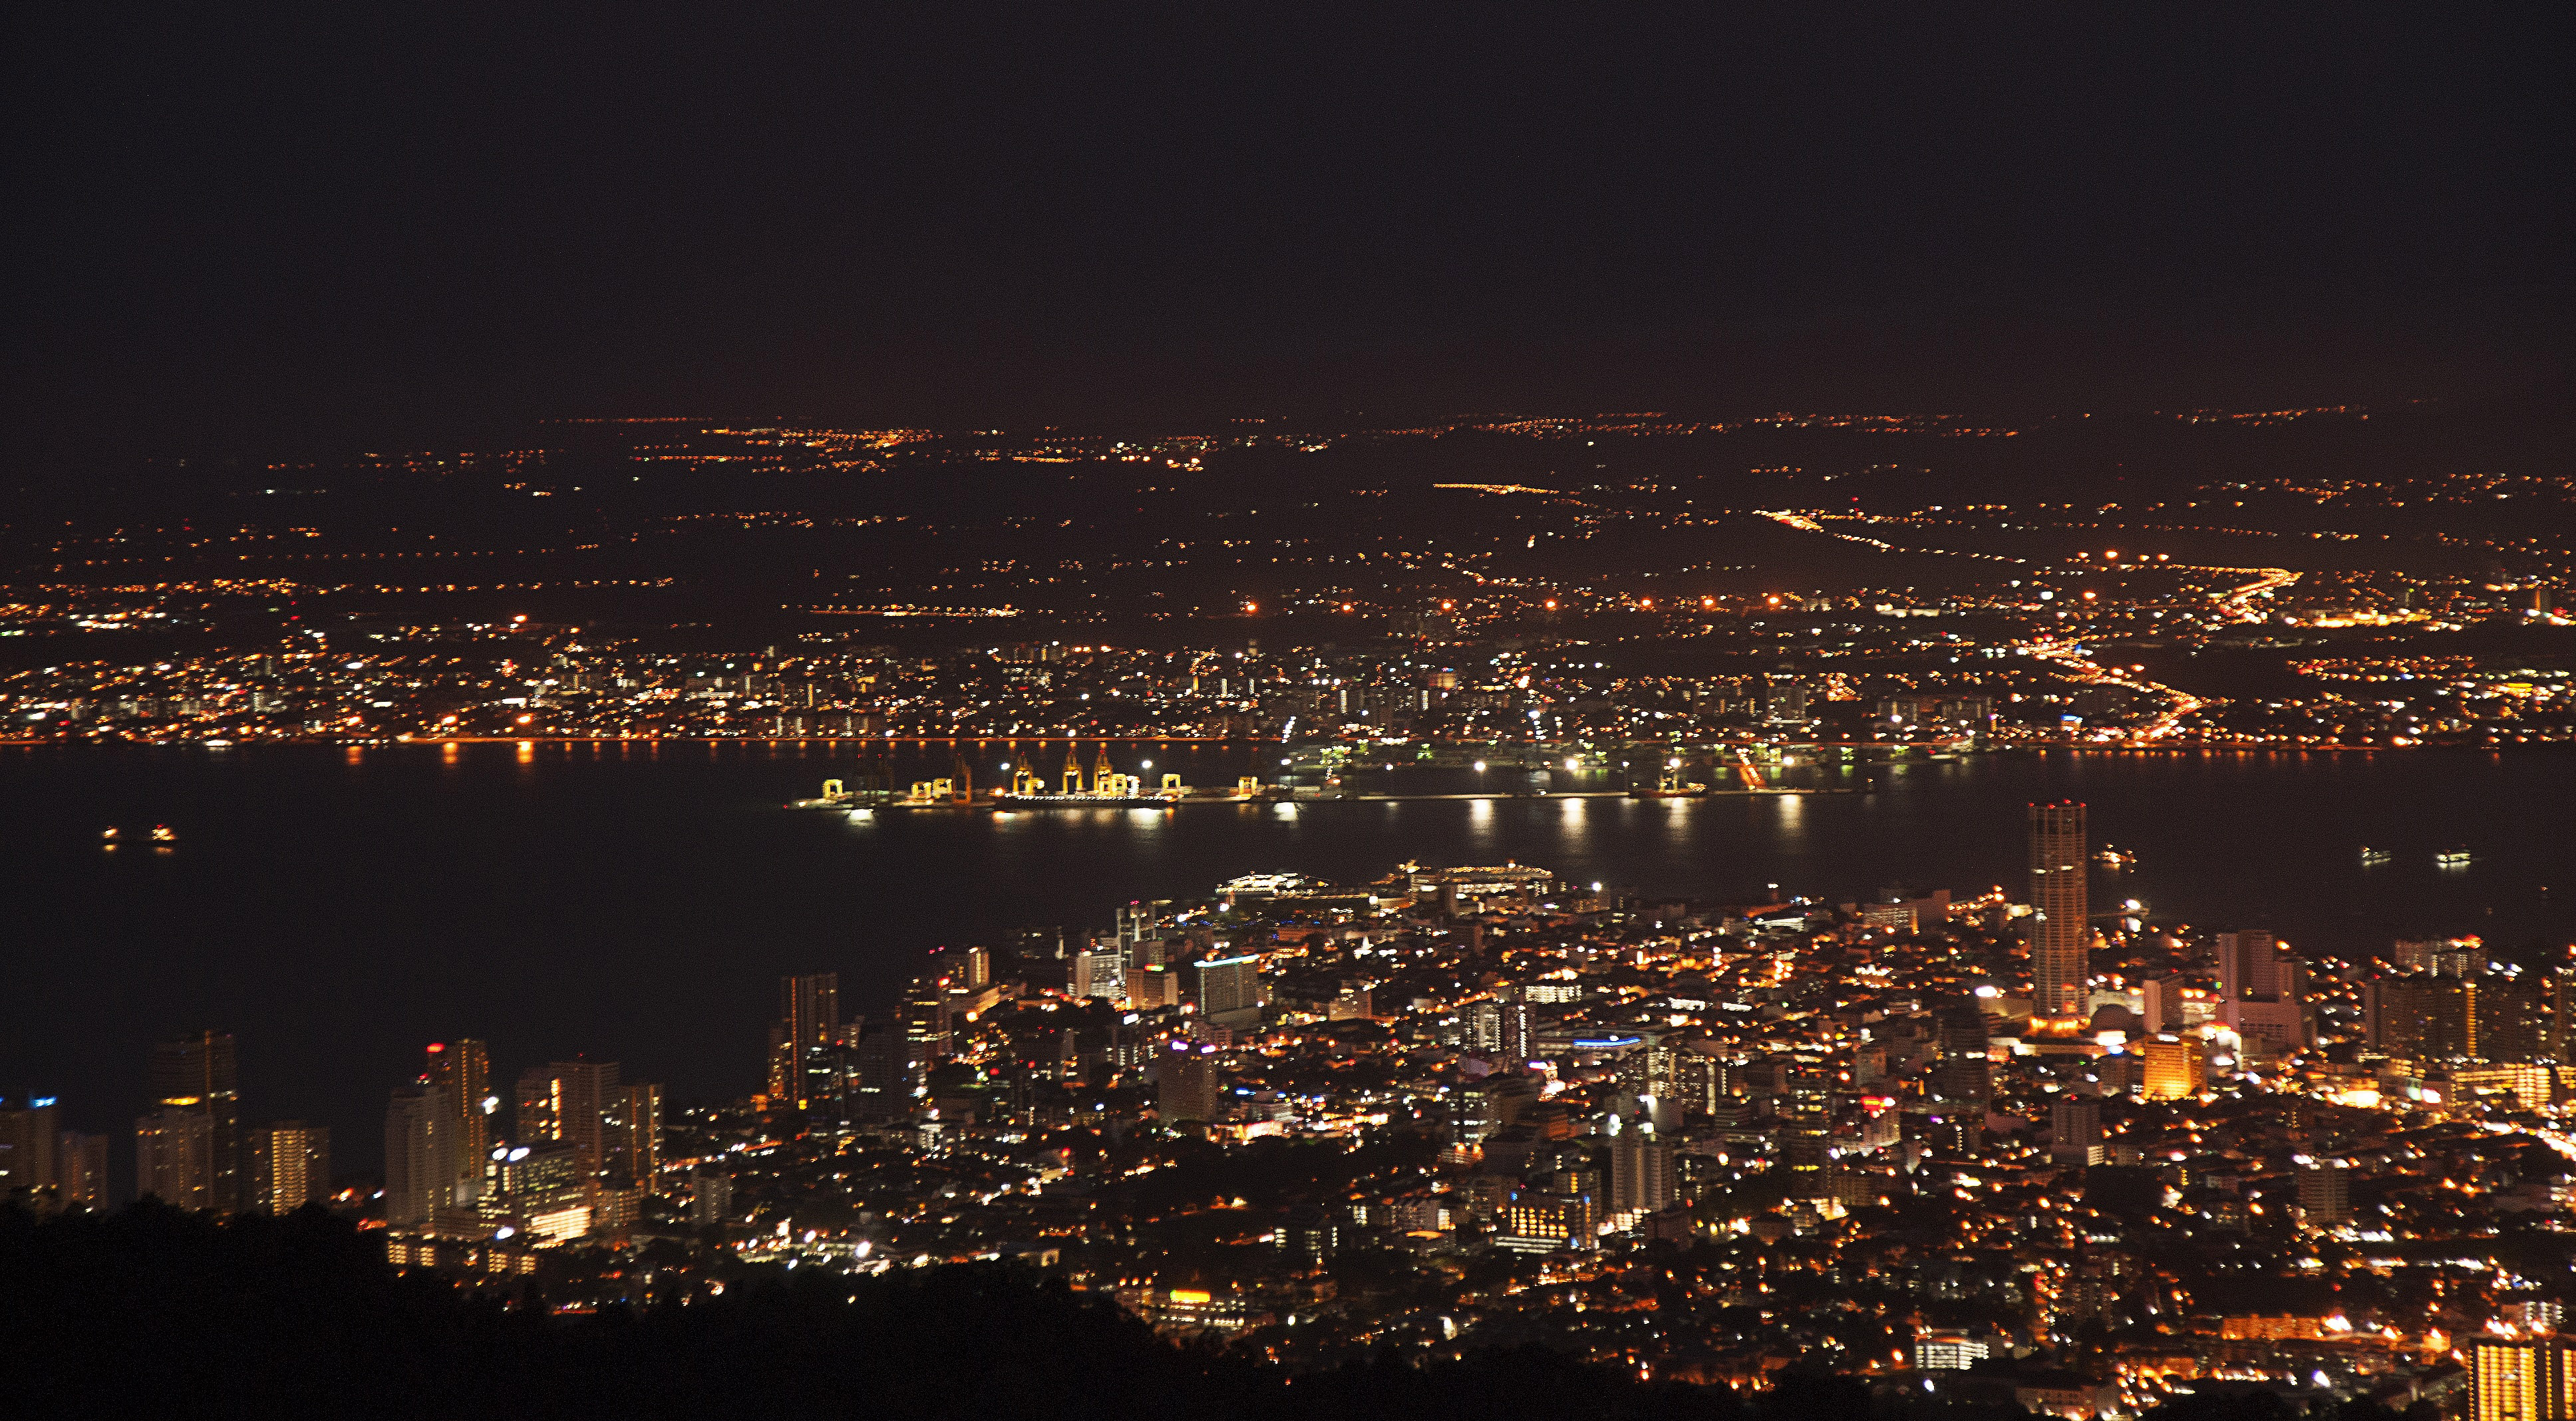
<box><xmin>9</xmin><ymin>9</ymin><xmax>2568</xmax><ymax>450</ymax></box>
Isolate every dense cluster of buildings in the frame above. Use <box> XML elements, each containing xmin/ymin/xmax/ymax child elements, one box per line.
<box><xmin>8</xmin><ymin>614</ymin><xmax>2570</xmax><ymax>752</ymax></box>
<box><xmin>14</xmin><ymin>800</ymin><xmax>2573</xmax><ymax>1416</ymax></box>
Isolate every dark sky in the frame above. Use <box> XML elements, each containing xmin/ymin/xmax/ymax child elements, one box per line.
<box><xmin>8</xmin><ymin>7</ymin><xmax>2569</xmax><ymax>450</ymax></box>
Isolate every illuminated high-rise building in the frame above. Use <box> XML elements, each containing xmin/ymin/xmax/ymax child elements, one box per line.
<box><xmin>425</xmin><ymin>1040</ymin><xmax>491</xmax><ymax>1197</ymax></box>
<box><xmin>1609</xmin><ymin>1117</ymin><xmax>1672</xmax><ymax>1215</ymax></box>
<box><xmin>2216</xmin><ymin>931</ymin><xmax>2310</xmax><ymax>1057</ymax></box>
<box><xmin>383</xmin><ymin>1083</ymin><xmax>457</xmax><ymax>1228</ymax></box>
<box><xmin>689</xmin><ymin>1168</ymin><xmax>734</xmax><ymax>1228</ymax></box>
<box><xmin>150</xmin><ymin>1030</ymin><xmax>243</xmax><ymax>1211</ymax></box>
<box><xmin>58</xmin><ymin>1132</ymin><xmax>107</xmax><ymax>1209</ymax></box>
<box><xmin>1196</xmin><ymin>954</ymin><xmax>1261</xmax><ymax>1028</ymax></box>
<box><xmin>1072</xmin><ymin>943</ymin><xmax>1126</xmax><ymax>1003</ymax></box>
<box><xmin>2140</xmin><ymin>1034</ymin><xmax>2206</xmax><ymax>1101</ymax></box>
<box><xmin>778</xmin><ymin>973</ymin><xmax>840</xmax><ymax>1109</ymax></box>
<box><xmin>249</xmin><ymin>1121</ymin><xmax>331</xmax><ymax>1213</ymax></box>
<box><xmin>0</xmin><ymin>1098</ymin><xmax>60</xmax><ymax>1210</ymax></box>
<box><xmin>2026</xmin><ymin>802</ymin><xmax>2089</xmax><ymax>1019</ymax></box>
<box><xmin>959</xmin><ymin>945</ymin><xmax>993</xmax><ymax>990</ymax></box>
<box><xmin>2368</xmin><ymin>969</ymin><xmax>2545</xmax><ymax>1063</ymax></box>
<box><xmin>2217</xmin><ymin>930</ymin><xmax>2286</xmax><ymax>999</ymax></box>
<box><xmin>1158</xmin><ymin>1041</ymin><xmax>1221</xmax><ymax>1124</ymax></box>
<box><xmin>550</xmin><ymin>1060</ymin><xmax>621</xmax><ymax>1176</ymax></box>
<box><xmin>515</xmin><ymin>1066</ymin><xmax>560</xmax><ymax>1144</ymax></box>
<box><xmin>608</xmin><ymin>1083</ymin><xmax>662</xmax><ymax>1187</ymax></box>
<box><xmin>2297</xmin><ymin>1162</ymin><xmax>2352</xmax><ymax>1227</ymax></box>
<box><xmin>1498</xmin><ymin>985</ymin><xmax>1534</xmax><ymax>1062</ymax></box>
<box><xmin>899</xmin><ymin>975</ymin><xmax>951</xmax><ymax>1090</ymax></box>
<box><xmin>2474</xmin><ymin>1340</ymin><xmax>2576</xmax><ymax>1421</ymax></box>
<box><xmin>136</xmin><ymin>1106</ymin><xmax>216</xmax><ymax>1209</ymax></box>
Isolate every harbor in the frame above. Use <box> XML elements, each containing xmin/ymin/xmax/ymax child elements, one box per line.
<box><xmin>786</xmin><ymin>738</ymin><xmax>1872</xmax><ymax>812</ymax></box>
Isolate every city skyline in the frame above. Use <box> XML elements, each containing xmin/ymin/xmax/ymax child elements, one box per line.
<box><xmin>5</xmin><ymin>8</ymin><xmax>2571</xmax><ymax>1416</ymax></box>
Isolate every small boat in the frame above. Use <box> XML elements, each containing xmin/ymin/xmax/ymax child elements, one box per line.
<box><xmin>2094</xmin><ymin>846</ymin><xmax>2136</xmax><ymax>869</ymax></box>
<box><xmin>102</xmin><ymin>826</ymin><xmax>118</xmax><ymax>841</ymax></box>
<box><xmin>2359</xmin><ymin>846</ymin><xmax>2391</xmax><ymax>866</ymax></box>
<box><xmin>2435</xmin><ymin>847</ymin><xmax>2472</xmax><ymax>868</ymax></box>
<box><xmin>150</xmin><ymin>825</ymin><xmax>176</xmax><ymax>843</ymax></box>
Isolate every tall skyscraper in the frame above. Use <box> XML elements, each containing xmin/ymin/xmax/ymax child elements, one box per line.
<box><xmin>151</xmin><ymin>1030</ymin><xmax>243</xmax><ymax>1211</ymax></box>
<box><xmin>384</xmin><ymin>1083</ymin><xmax>457</xmax><ymax>1228</ymax></box>
<box><xmin>58</xmin><ymin>1132</ymin><xmax>107</xmax><ymax>1209</ymax></box>
<box><xmin>1498</xmin><ymin>985</ymin><xmax>1533</xmax><ymax>1062</ymax></box>
<box><xmin>1158</xmin><ymin>1041</ymin><xmax>1221</xmax><ymax>1124</ymax></box>
<box><xmin>136</xmin><ymin>1106</ymin><xmax>216</xmax><ymax>1208</ymax></box>
<box><xmin>0</xmin><ymin>1098</ymin><xmax>60</xmax><ymax>1209</ymax></box>
<box><xmin>899</xmin><ymin>975</ymin><xmax>951</xmax><ymax>1090</ymax></box>
<box><xmin>515</xmin><ymin>1066</ymin><xmax>560</xmax><ymax>1144</ymax></box>
<box><xmin>2217</xmin><ymin>930</ymin><xmax>2285</xmax><ymax>999</ymax></box>
<box><xmin>551</xmin><ymin>1060</ymin><xmax>621</xmax><ymax>1176</ymax></box>
<box><xmin>2474</xmin><ymin>1340</ymin><xmax>2576</xmax><ymax>1421</ymax></box>
<box><xmin>778</xmin><ymin>974</ymin><xmax>840</xmax><ymax>1110</ymax></box>
<box><xmin>2027</xmin><ymin>802</ymin><xmax>2089</xmax><ymax>1018</ymax></box>
<box><xmin>608</xmin><ymin>1083</ymin><xmax>661</xmax><ymax>1186</ymax></box>
<box><xmin>249</xmin><ymin>1122</ymin><xmax>331</xmax><ymax>1213</ymax></box>
<box><xmin>958</xmin><ymin>946</ymin><xmax>993</xmax><ymax>990</ymax></box>
<box><xmin>425</xmin><ymin>1041</ymin><xmax>492</xmax><ymax>1191</ymax></box>
<box><xmin>1196</xmin><ymin>954</ymin><xmax>1261</xmax><ymax>1028</ymax></box>
<box><xmin>1609</xmin><ymin>1117</ymin><xmax>1673</xmax><ymax>1215</ymax></box>
<box><xmin>765</xmin><ymin>1022</ymin><xmax>793</xmax><ymax>1102</ymax></box>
